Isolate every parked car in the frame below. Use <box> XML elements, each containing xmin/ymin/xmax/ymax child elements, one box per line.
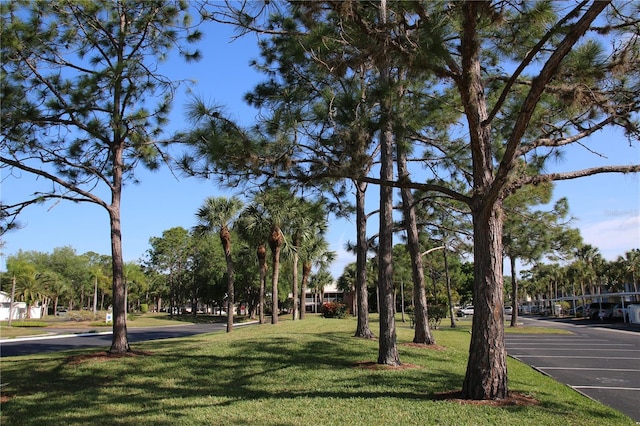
<box><xmin>457</xmin><ymin>305</ymin><xmax>474</xmax><ymax>317</ymax></box>
<box><xmin>584</xmin><ymin>302</ymin><xmax>615</xmax><ymax>320</ymax></box>
<box><xmin>612</xmin><ymin>303</ymin><xmax>629</xmax><ymax>321</ymax></box>
<box><xmin>504</xmin><ymin>305</ymin><xmax>513</xmax><ymax>315</ymax></box>
<box><xmin>569</xmin><ymin>305</ymin><xmax>584</xmax><ymax>317</ymax></box>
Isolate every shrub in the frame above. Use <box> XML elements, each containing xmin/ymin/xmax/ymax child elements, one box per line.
<box><xmin>321</xmin><ymin>302</ymin><xmax>348</xmax><ymax>319</ymax></box>
<box><xmin>10</xmin><ymin>320</ymin><xmax>47</xmax><ymax>328</ymax></box>
<box><xmin>428</xmin><ymin>304</ymin><xmax>448</xmax><ymax>330</ymax></box>
<box><xmin>140</xmin><ymin>304</ymin><xmax>149</xmax><ymax>314</ymax></box>
<box><xmin>67</xmin><ymin>310</ymin><xmax>99</xmax><ymax>322</ymax></box>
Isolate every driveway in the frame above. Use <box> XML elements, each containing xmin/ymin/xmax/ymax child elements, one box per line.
<box><xmin>0</xmin><ymin>322</ymin><xmax>257</xmax><ymax>357</ymax></box>
<box><xmin>506</xmin><ymin>316</ymin><xmax>640</xmax><ymax>422</ymax></box>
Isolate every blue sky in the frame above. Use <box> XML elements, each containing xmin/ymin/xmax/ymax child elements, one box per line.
<box><xmin>2</xmin><ymin>21</ymin><xmax>639</xmax><ymax>279</ymax></box>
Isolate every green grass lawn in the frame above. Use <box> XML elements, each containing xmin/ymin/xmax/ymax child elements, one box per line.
<box><xmin>0</xmin><ymin>315</ymin><xmax>633</xmax><ymax>425</ymax></box>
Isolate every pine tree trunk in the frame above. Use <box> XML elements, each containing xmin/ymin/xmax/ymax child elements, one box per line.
<box><xmin>462</xmin><ymin>202</ymin><xmax>508</xmax><ymax>399</ymax></box>
<box><xmin>377</xmin><ymin>98</ymin><xmax>400</xmax><ymax>366</ymax></box>
<box><xmin>108</xmin><ymin>195</ymin><xmax>130</xmax><ymax>354</ymax></box>
<box><xmin>354</xmin><ymin>180</ymin><xmax>374</xmax><ymax>338</ymax></box>
<box><xmin>398</xmin><ymin>148</ymin><xmax>434</xmax><ymax>344</ymax></box>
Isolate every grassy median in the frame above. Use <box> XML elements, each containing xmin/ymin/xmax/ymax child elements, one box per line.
<box><xmin>0</xmin><ymin>315</ymin><xmax>633</xmax><ymax>425</ymax></box>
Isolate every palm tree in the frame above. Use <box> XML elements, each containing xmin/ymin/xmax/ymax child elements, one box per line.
<box><xmin>575</xmin><ymin>245</ymin><xmax>603</xmax><ymax>298</ymax></box>
<box><xmin>299</xmin><ymin>235</ymin><xmax>336</xmax><ymax>319</ymax></box>
<box><xmin>289</xmin><ymin>199</ymin><xmax>332</xmax><ymax>320</ymax></box>
<box><xmin>237</xmin><ymin>203</ymin><xmax>272</xmax><ymax>325</ymax></box>
<box><xmin>6</xmin><ymin>258</ymin><xmax>39</xmax><ymax>319</ymax></box>
<box><xmin>252</xmin><ymin>187</ymin><xmax>298</xmax><ymax>325</ymax></box>
<box><xmin>309</xmin><ymin>268</ymin><xmax>334</xmax><ymax>313</ymax></box>
<box><xmin>623</xmin><ymin>249</ymin><xmax>640</xmax><ymax>300</ymax></box>
<box><xmin>194</xmin><ymin>196</ymin><xmax>244</xmax><ymax>332</ymax></box>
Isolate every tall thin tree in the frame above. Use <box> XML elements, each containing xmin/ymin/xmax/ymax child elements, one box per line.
<box><xmin>1</xmin><ymin>1</ymin><xmax>202</xmax><ymax>353</ymax></box>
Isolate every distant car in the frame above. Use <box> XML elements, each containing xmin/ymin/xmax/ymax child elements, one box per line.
<box><xmin>504</xmin><ymin>305</ymin><xmax>513</xmax><ymax>315</ymax></box>
<box><xmin>518</xmin><ymin>305</ymin><xmax>531</xmax><ymax>315</ymax></box>
<box><xmin>569</xmin><ymin>305</ymin><xmax>584</xmax><ymax>317</ymax></box>
<box><xmin>584</xmin><ymin>302</ymin><xmax>615</xmax><ymax>320</ymax></box>
<box><xmin>457</xmin><ymin>305</ymin><xmax>474</xmax><ymax>316</ymax></box>
<box><xmin>612</xmin><ymin>304</ymin><xmax>629</xmax><ymax>321</ymax></box>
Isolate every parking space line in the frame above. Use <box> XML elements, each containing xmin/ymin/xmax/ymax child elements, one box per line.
<box><xmin>505</xmin><ymin>342</ymin><xmax>613</xmax><ymax>346</ymax></box>
<box><xmin>511</xmin><ymin>355</ymin><xmax>640</xmax><ymax>360</ymax></box>
<box><xmin>538</xmin><ymin>367</ymin><xmax>640</xmax><ymax>372</ymax></box>
<box><xmin>572</xmin><ymin>385</ymin><xmax>640</xmax><ymax>391</ymax></box>
<box><xmin>508</xmin><ymin>347</ymin><xmax>637</xmax><ymax>350</ymax></box>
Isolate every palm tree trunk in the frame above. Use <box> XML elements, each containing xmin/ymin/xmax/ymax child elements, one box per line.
<box><xmin>269</xmin><ymin>227</ymin><xmax>283</xmax><ymax>325</ymax></box>
<box><xmin>221</xmin><ymin>227</ymin><xmax>234</xmax><ymax>333</ymax></box>
<box><xmin>292</xmin><ymin>250</ymin><xmax>300</xmax><ymax>320</ymax></box>
<box><xmin>300</xmin><ymin>261</ymin><xmax>311</xmax><ymax>320</ymax></box>
<box><xmin>257</xmin><ymin>245</ymin><xmax>267</xmax><ymax>325</ymax></box>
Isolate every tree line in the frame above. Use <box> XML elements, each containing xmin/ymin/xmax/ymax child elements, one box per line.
<box><xmin>2</xmin><ymin>1</ymin><xmax>639</xmax><ymax>401</ymax></box>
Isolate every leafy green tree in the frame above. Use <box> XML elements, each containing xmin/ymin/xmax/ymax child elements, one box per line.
<box><xmin>83</xmin><ymin>252</ymin><xmax>112</xmax><ymax>315</ymax></box>
<box><xmin>46</xmin><ymin>246</ymin><xmax>90</xmax><ymax>310</ymax></box>
<box><xmin>147</xmin><ymin>227</ymin><xmax>194</xmax><ymax>317</ymax></box>
<box><xmin>190</xmin><ymin>233</ymin><xmax>226</xmax><ymax>315</ymax></box>
<box><xmin>123</xmin><ymin>262</ymin><xmax>148</xmax><ymax>313</ymax></box>
<box><xmin>1</xmin><ymin>0</ymin><xmax>201</xmax><ymax>353</ymax></box>
<box><xmin>194</xmin><ymin>196</ymin><xmax>243</xmax><ymax>332</ymax></box>
<box><xmin>233</xmin><ymin>242</ymin><xmax>261</xmax><ymax>319</ymax></box>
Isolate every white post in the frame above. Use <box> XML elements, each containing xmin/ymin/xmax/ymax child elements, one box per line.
<box><xmin>8</xmin><ymin>275</ymin><xmax>16</xmax><ymax>326</ymax></box>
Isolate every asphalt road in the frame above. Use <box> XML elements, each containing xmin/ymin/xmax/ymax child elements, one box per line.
<box><xmin>506</xmin><ymin>316</ymin><xmax>640</xmax><ymax>422</ymax></box>
<box><xmin>0</xmin><ymin>322</ymin><xmax>231</xmax><ymax>357</ymax></box>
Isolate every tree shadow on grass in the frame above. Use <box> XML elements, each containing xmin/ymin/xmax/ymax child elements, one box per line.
<box><xmin>0</xmin><ymin>327</ymin><xmax>627</xmax><ymax>425</ymax></box>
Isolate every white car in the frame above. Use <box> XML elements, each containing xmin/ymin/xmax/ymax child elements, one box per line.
<box><xmin>504</xmin><ymin>305</ymin><xmax>513</xmax><ymax>315</ymax></box>
<box><xmin>459</xmin><ymin>305</ymin><xmax>474</xmax><ymax>316</ymax></box>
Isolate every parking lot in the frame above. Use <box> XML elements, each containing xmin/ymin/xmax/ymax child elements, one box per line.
<box><xmin>506</xmin><ymin>316</ymin><xmax>640</xmax><ymax>422</ymax></box>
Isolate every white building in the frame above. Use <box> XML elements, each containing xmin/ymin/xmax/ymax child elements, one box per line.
<box><xmin>303</xmin><ymin>281</ymin><xmax>352</xmax><ymax>313</ymax></box>
<box><xmin>0</xmin><ymin>291</ymin><xmax>42</xmax><ymax>320</ymax></box>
